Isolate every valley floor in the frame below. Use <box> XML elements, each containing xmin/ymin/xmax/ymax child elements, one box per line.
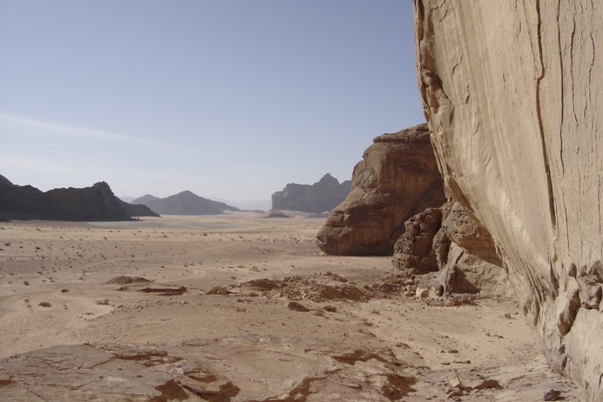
<box><xmin>0</xmin><ymin>215</ymin><xmax>581</xmax><ymax>401</ymax></box>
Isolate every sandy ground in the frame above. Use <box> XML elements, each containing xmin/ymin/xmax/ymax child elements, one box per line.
<box><xmin>0</xmin><ymin>215</ymin><xmax>581</xmax><ymax>401</ymax></box>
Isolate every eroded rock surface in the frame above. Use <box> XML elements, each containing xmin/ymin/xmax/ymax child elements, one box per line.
<box><xmin>392</xmin><ymin>207</ymin><xmax>443</xmax><ymax>275</ymax></box>
<box><xmin>317</xmin><ymin>124</ymin><xmax>446</xmax><ymax>255</ymax></box>
<box><xmin>415</xmin><ymin>1</ymin><xmax>603</xmax><ymax>398</ymax></box>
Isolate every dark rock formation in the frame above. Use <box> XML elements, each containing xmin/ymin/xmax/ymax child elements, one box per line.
<box><xmin>0</xmin><ymin>174</ymin><xmax>13</xmax><ymax>186</ymax></box>
<box><xmin>0</xmin><ymin>179</ymin><xmax>133</xmax><ymax>221</ymax></box>
<box><xmin>415</xmin><ymin>1</ymin><xmax>603</xmax><ymax>398</ymax></box>
<box><xmin>316</xmin><ymin>124</ymin><xmax>446</xmax><ymax>255</ymax></box>
<box><xmin>137</xmin><ymin>190</ymin><xmax>240</xmax><ymax>215</ymax></box>
<box><xmin>272</xmin><ymin>174</ymin><xmax>352</xmax><ymax>214</ymax></box>
<box><xmin>119</xmin><ymin>200</ymin><xmax>160</xmax><ymax>217</ymax></box>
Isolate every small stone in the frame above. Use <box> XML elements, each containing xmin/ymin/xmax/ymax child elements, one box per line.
<box><xmin>287</xmin><ymin>301</ymin><xmax>310</xmax><ymax>312</ymax></box>
<box><xmin>544</xmin><ymin>389</ymin><xmax>562</xmax><ymax>401</ymax></box>
<box><xmin>447</xmin><ymin>371</ymin><xmax>465</xmax><ymax>389</ymax></box>
<box><xmin>473</xmin><ymin>378</ymin><xmax>500</xmax><ymax>389</ymax></box>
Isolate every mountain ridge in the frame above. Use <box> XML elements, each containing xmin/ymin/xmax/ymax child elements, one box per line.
<box><xmin>131</xmin><ymin>190</ymin><xmax>240</xmax><ymax>215</ymax></box>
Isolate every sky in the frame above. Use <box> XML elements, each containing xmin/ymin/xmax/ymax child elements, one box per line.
<box><xmin>0</xmin><ymin>0</ymin><xmax>424</xmax><ymax>209</ymax></box>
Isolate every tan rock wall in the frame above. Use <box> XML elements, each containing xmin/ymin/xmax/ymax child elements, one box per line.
<box><xmin>415</xmin><ymin>1</ymin><xmax>603</xmax><ymax>398</ymax></box>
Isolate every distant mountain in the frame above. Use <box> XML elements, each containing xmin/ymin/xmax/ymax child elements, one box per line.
<box><xmin>271</xmin><ymin>174</ymin><xmax>352</xmax><ymax>214</ymax></box>
<box><xmin>131</xmin><ymin>194</ymin><xmax>161</xmax><ymax>205</ymax></box>
<box><xmin>119</xmin><ymin>200</ymin><xmax>160</xmax><ymax>217</ymax></box>
<box><xmin>132</xmin><ymin>190</ymin><xmax>240</xmax><ymax>215</ymax></box>
<box><xmin>119</xmin><ymin>196</ymin><xmax>136</xmax><ymax>203</ymax></box>
<box><xmin>208</xmin><ymin>197</ymin><xmax>271</xmax><ymax>212</ymax></box>
<box><xmin>0</xmin><ymin>175</ymin><xmax>13</xmax><ymax>187</ymax></box>
<box><xmin>0</xmin><ymin>177</ymin><xmax>145</xmax><ymax>221</ymax></box>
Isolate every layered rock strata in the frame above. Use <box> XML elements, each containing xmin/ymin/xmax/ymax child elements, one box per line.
<box><xmin>415</xmin><ymin>1</ymin><xmax>603</xmax><ymax>398</ymax></box>
<box><xmin>316</xmin><ymin>124</ymin><xmax>446</xmax><ymax>255</ymax></box>
<box><xmin>272</xmin><ymin>174</ymin><xmax>352</xmax><ymax>214</ymax></box>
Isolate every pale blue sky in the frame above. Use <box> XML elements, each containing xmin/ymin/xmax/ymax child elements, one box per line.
<box><xmin>0</xmin><ymin>1</ymin><xmax>423</xmax><ymax>207</ymax></box>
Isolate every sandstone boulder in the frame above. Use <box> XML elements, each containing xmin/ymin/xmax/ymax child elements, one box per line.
<box><xmin>316</xmin><ymin>124</ymin><xmax>446</xmax><ymax>255</ymax></box>
<box><xmin>392</xmin><ymin>206</ymin><xmax>443</xmax><ymax>275</ymax></box>
<box><xmin>415</xmin><ymin>1</ymin><xmax>603</xmax><ymax>398</ymax></box>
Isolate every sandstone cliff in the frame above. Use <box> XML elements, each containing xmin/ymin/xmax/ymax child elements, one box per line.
<box><xmin>316</xmin><ymin>124</ymin><xmax>446</xmax><ymax>255</ymax></box>
<box><xmin>272</xmin><ymin>174</ymin><xmax>352</xmax><ymax>214</ymax></box>
<box><xmin>415</xmin><ymin>1</ymin><xmax>603</xmax><ymax>398</ymax></box>
<box><xmin>0</xmin><ymin>180</ymin><xmax>134</xmax><ymax>221</ymax></box>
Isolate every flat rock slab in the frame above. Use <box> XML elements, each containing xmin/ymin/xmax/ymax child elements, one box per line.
<box><xmin>0</xmin><ymin>345</ymin><xmax>182</xmax><ymax>401</ymax></box>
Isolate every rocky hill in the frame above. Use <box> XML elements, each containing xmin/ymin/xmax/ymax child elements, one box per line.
<box><xmin>411</xmin><ymin>2</ymin><xmax>601</xmax><ymax>399</ymax></box>
<box><xmin>133</xmin><ymin>190</ymin><xmax>240</xmax><ymax>215</ymax></box>
<box><xmin>130</xmin><ymin>194</ymin><xmax>161</xmax><ymax>205</ymax></box>
<box><xmin>272</xmin><ymin>174</ymin><xmax>351</xmax><ymax>214</ymax></box>
<box><xmin>0</xmin><ymin>177</ymin><xmax>155</xmax><ymax>221</ymax></box>
<box><xmin>119</xmin><ymin>200</ymin><xmax>159</xmax><ymax>217</ymax></box>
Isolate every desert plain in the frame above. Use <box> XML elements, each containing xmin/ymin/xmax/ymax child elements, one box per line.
<box><xmin>0</xmin><ymin>214</ymin><xmax>582</xmax><ymax>401</ymax></box>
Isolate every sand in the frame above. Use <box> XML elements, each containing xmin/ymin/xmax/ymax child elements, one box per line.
<box><xmin>0</xmin><ymin>214</ymin><xmax>581</xmax><ymax>401</ymax></box>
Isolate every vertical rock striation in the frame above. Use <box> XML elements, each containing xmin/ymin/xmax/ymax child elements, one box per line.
<box><xmin>415</xmin><ymin>1</ymin><xmax>603</xmax><ymax>398</ymax></box>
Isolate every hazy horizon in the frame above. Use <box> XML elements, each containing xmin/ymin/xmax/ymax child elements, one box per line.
<box><xmin>0</xmin><ymin>1</ymin><xmax>423</xmax><ymax>203</ymax></box>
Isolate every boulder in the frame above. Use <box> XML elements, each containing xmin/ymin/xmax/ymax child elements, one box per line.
<box><xmin>392</xmin><ymin>206</ymin><xmax>443</xmax><ymax>275</ymax></box>
<box><xmin>415</xmin><ymin>1</ymin><xmax>603</xmax><ymax>398</ymax></box>
<box><xmin>316</xmin><ymin>124</ymin><xmax>446</xmax><ymax>255</ymax></box>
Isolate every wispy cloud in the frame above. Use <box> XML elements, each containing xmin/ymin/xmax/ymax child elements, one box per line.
<box><xmin>0</xmin><ymin>114</ymin><xmax>191</xmax><ymax>153</ymax></box>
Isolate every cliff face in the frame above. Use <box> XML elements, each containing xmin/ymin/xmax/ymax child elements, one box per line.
<box><xmin>0</xmin><ymin>180</ymin><xmax>133</xmax><ymax>221</ymax></box>
<box><xmin>272</xmin><ymin>174</ymin><xmax>352</xmax><ymax>214</ymax></box>
<box><xmin>415</xmin><ymin>1</ymin><xmax>603</xmax><ymax>398</ymax></box>
<box><xmin>316</xmin><ymin>124</ymin><xmax>446</xmax><ymax>255</ymax></box>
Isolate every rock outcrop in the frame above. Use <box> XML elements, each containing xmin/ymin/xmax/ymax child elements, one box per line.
<box><xmin>316</xmin><ymin>124</ymin><xmax>446</xmax><ymax>255</ymax></box>
<box><xmin>391</xmin><ymin>200</ymin><xmax>512</xmax><ymax>297</ymax></box>
<box><xmin>136</xmin><ymin>190</ymin><xmax>240</xmax><ymax>215</ymax></box>
<box><xmin>392</xmin><ymin>207</ymin><xmax>443</xmax><ymax>275</ymax></box>
<box><xmin>415</xmin><ymin>1</ymin><xmax>603</xmax><ymax>398</ymax></box>
<box><xmin>0</xmin><ymin>179</ymin><xmax>136</xmax><ymax>221</ymax></box>
<box><xmin>272</xmin><ymin>174</ymin><xmax>352</xmax><ymax>214</ymax></box>
<box><xmin>119</xmin><ymin>200</ymin><xmax>159</xmax><ymax>217</ymax></box>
